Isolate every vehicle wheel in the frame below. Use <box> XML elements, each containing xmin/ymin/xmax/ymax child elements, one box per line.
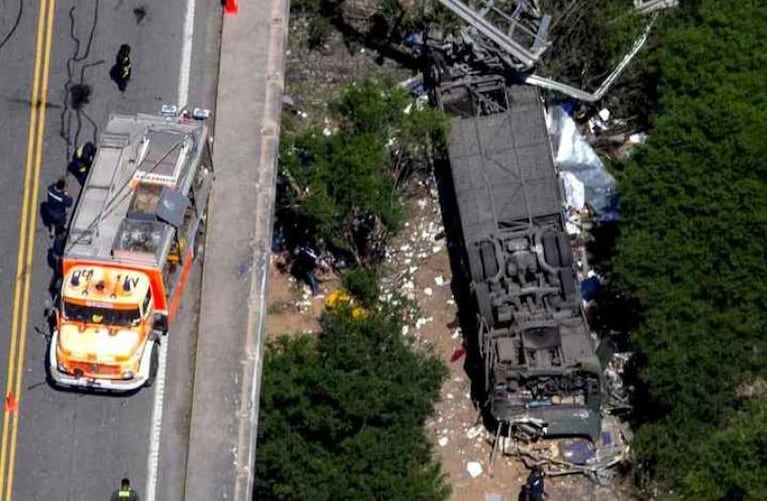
<box><xmin>470</xmin><ymin>240</ymin><xmax>498</xmax><ymax>281</ymax></box>
<box><xmin>542</xmin><ymin>232</ymin><xmax>559</xmax><ymax>267</ymax></box>
<box><xmin>557</xmin><ymin>233</ymin><xmax>574</xmax><ymax>267</ymax></box>
<box><xmin>144</xmin><ymin>342</ymin><xmax>160</xmax><ymax>388</ymax></box>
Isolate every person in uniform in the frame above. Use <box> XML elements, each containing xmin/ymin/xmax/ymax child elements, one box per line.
<box><xmin>42</xmin><ymin>178</ymin><xmax>73</xmax><ymax>238</ymax></box>
<box><xmin>520</xmin><ymin>465</ymin><xmax>546</xmax><ymax>501</ymax></box>
<box><xmin>110</xmin><ymin>44</ymin><xmax>132</xmax><ymax>92</ymax></box>
<box><xmin>111</xmin><ymin>478</ymin><xmax>139</xmax><ymax>501</ymax></box>
<box><xmin>294</xmin><ymin>243</ymin><xmax>320</xmax><ymax>296</ymax></box>
<box><xmin>67</xmin><ymin>142</ymin><xmax>96</xmax><ymax>186</ymax></box>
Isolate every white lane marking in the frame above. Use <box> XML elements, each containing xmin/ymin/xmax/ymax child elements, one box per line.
<box><xmin>145</xmin><ymin>1</ymin><xmax>197</xmax><ymax>498</ymax></box>
<box><xmin>177</xmin><ymin>0</ymin><xmax>197</xmax><ymax>109</ymax></box>
<box><xmin>145</xmin><ymin>338</ymin><xmax>168</xmax><ymax>501</ymax></box>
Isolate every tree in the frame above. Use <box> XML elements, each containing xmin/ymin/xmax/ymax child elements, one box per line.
<box><xmin>536</xmin><ymin>0</ymin><xmax>658</xmax><ymax>121</ymax></box>
<box><xmin>255</xmin><ymin>307</ymin><xmax>450</xmax><ymax>500</ymax></box>
<box><xmin>278</xmin><ymin>79</ymin><xmax>448</xmax><ymax>265</ymax></box>
<box><xmin>612</xmin><ymin>1</ymin><xmax>767</xmax><ymax>497</ymax></box>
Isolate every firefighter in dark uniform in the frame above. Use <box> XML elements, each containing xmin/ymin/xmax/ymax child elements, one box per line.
<box><xmin>111</xmin><ymin>44</ymin><xmax>132</xmax><ymax>92</ymax></box>
<box><xmin>296</xmin><ymin>243</ymin><xmax>320</xmax><ymax>296</ymax></box>
<box><xmin>111</xmin><ymin>478</ymin><xmax>139</xmax><ymax>501</ymax></box>
<box><xmin>520</xmin><ymin>465</ymin><xmax>546</xmax><ymax>501</ymax></box>
<box><xmin>42</xmin><ymin>178</ymin><xmax>73</xmax><ymax>238</ymax></box>
<box><xmin>67</xmin><ymin>141</ymin><xmax>96</xmax><ymax>186</ymax></box>
<box><xmin>47</xmin><ymin>226</ymin><xmax>67</xmax><ymax>301</ymax></box>
<box><xmin>47</xmin><ymin>226</ymin><xmax>67</xmax><ymax>272</ymax></box>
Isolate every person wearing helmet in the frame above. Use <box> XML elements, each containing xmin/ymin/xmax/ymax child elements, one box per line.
<box><xmin>67</xmin><ymin>141</ymin><xmax>96</xmax><ymax>186</ymax></box>
<box><xmin>111</xmin><ymin>478</ymin><xmax>139</xmax><ymax>501</ymax></box>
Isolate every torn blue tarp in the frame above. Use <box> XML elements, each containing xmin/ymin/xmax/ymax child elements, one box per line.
<box><xmin>547</xmin><ymin>105</ymin><xmax>620</xmax><ymax>221</ymax></box>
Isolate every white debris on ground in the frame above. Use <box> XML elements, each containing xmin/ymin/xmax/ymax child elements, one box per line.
<box><xmin>379</xmin><ymin>183</ymin><xmax>533</xmax><ymax>496</ymax></box>
<box><xmin>467</xmin><ymin>425</ymin><xmax>484</xmax><ymax>440</ymax></box>
<box><xmin>466</xmin><ymin>461</ymin><xmax>484</xmax><ymax>478</ymax></box>
<box><xmin>378</xmin><ymin>182</ymin><xmax>448</xmax><ymax>341</ymax></box>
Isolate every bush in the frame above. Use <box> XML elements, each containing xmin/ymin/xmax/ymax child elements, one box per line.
<box><xmin>255</xmin><ymin>310</ymin><xmax>450</xmax><ymax>500</ymax></box>
<box><xmin>278</xmin><ymin>79</ymin><xmax>448</xmax><ymax>265</ymax></box>
<box><xmin>341</xmin><ymin>267</ymin><xmax>380</xmax><ymax>306</ymax></box>
<box><xmin>614</xmin><ymin>1</ymin><xmax>767</xmax><ymax>497</ymax></box>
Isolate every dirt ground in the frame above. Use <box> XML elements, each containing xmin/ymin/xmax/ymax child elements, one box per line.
<box><xmin>271</xmin><ymin>18</ymin><xmax>628</xmax><ymax>501</ymax></box>
<box><xmin>266</xmin><ymin>188</ymin><xmax>625</xmax><ymax>500</ymax></box>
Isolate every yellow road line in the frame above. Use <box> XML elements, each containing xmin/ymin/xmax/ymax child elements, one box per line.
<box><xmin>0</xmin><ymin>0</ymin><xmax>46</xmax><ymax>494</ymax></box>
<box><xmin>0</xmin><ymin>0</ymin><xmax>55</xmax><ymax>497</ymax></box>
<box><xmin>5</xmin><ymin>0</ymin><xmax>57</xmax><ymax>497</ymax></box>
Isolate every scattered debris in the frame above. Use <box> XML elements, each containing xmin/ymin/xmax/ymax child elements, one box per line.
<box><xmin>467</xmin><ymin>425</ymin><xmax>484</xmax><ymax>440</ymax></box>
<box><xmin>450</xmin><ymin>347</ymin><xmax>466</xmax><ymax>363</ymax></box>
<box><xmin>736</xmin><ymin>376</ymin><xmax>767</xmax><ymax>398</ymax></box>
<box><xmin>548</xmin><ymin>105</ymin><xmax>619</xmax><ymax>221</ymax></box>
<box><xmin>560</xmin><ymin>171</ymin><xmax>585</xmax><ymax>212</ymax></box>
<box><xmin>635</xmin><ymin>0</ymin><xmax>678</xmax><ymax>14</ymax></box>
<box><xmin>466</xmin><ymin>461</ymin><xmax>484</xmax><ymax>478</ymax></box>
<box><xmin>497</xmin><ymin>415</ymin><xmax>630</xmax><ymax>485</ymax></box>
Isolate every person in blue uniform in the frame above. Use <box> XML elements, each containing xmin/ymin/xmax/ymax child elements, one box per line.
<box><xmin>42</xmin><ymin>178</ymin><xmax>73</xmax><ymax>238</ymax></box>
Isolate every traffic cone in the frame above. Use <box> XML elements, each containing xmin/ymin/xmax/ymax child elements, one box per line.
<box><xmin>5</xmin><ymin>393</ymin><xmax>17</xmax><ymax>413</ymax></box>
<box><xmin>224</xmin><ymin>0</ymin><xmax>239</xmax><ymax>14</ymax></box>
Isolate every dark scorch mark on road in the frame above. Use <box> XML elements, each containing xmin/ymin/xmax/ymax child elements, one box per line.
<box><xmin>133</xmin><ymin>7</ymin><xmax>147</xmax><ymax>24</ymax></box>
<box><xmin>59</xmin><ymin>1</ymin><xmax>103</xmax><ymax>165</ymax></box>
<box><xmin>0</xmin><ymin>0</ymin><xmax>23</xmax><ymax>52</ymax></box>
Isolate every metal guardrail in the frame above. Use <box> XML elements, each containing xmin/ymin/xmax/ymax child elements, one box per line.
<box><xmin>519</xmin><ymin>12</ymin><xmax>658</xmax><ymax>102</ymax></box>
<box><xmin>437</xmin><ymin>0</ymin><xmax>549</xmax><ymax>70</ymax></box>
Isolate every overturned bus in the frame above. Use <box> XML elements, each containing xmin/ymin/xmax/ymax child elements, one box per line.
<box><xmin>436</xmin><ymin>77</ymin><xmax>604</xmax><ymax>441</ymax></box>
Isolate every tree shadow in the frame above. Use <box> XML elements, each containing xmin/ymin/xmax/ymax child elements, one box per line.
<box><xmin>297</xmin><ymin>0</ymin><xmax>422</xmax><ymax>72</ymax></box>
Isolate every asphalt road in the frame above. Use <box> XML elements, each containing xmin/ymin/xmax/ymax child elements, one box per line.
<box><xmin>0</xmin><ymin>0</ymin><xmax>221</xmax><ymax>499</ymax></box>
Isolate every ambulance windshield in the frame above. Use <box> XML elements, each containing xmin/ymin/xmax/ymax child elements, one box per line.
<box><xmin>63</xmin><ymin>301</ymin><xmax>141</xmax><ymax>328</ymax></box>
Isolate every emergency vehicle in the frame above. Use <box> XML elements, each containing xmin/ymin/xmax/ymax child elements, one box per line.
<box><xmin>49</xmin><ymin>113</ymin><xmax>213</xmax><ymax>391</ymax></box>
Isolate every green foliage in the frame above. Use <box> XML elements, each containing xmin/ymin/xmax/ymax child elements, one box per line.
<box><xmin>538</xmin><ymin>0</ymin><xmax>645</xmax><ymax>82</ymax></box>
<box><xmin>334</xmin><ymin>79</ymin><xmax>449</xmax><ymax>172</ymax></box>
<box><xmin>613</xmin><ymin>1</ymin><xmax>767</xmax><ymax>497</ymax></box>
<box><xmin>255</xmin><ymin>310</ymin><xmax>450</xmax><ymax>500</ymax></box>
<box><xmin>278</xmin><ymin>79</ymin><xmax>448</xmax><ymax>265</ymax></box>
<box><xmin>538</xmin><ymin>0</ymin><xmax>659</xmax><ymax>120</ymax></box>
<box><xmin>307</xmin><ymin>15</ymin><xmax>332</xmax><ymax>49</ymax></box>
<box><xmin>679</xmin><ymin>398</ymin><xmax>767</xmax><ymax>500</ymax></box>
<box><xmin>341</xmin><ymin>267</ymin><xmax>380</xmax><ymax>307</ymax></box>
<box><xmin>290</xmin><ymin>0</ymin><xmax>340</xmax><ymax>48</ymax></box>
